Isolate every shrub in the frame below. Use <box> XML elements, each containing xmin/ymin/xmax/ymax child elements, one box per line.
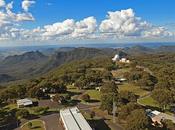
<box><xmin>16</xmin><ymin>109</ymin><xmax>30</xmax><ymax>119</ymax></box>
<box><xmin>81</xmin><ymin>94</ymin><xmax>90</xmax><ymax>102</ymax></box>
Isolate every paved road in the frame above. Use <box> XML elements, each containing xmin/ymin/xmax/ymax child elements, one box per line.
<box><xmin>14</xmin><ymin>114</ymin><xmax>63</xmax><ymax>130</ymax></box>
<box><xmin>40</xmin><ymin>113</ymin><xmax>63</xmax><ymax>130</ymax></box>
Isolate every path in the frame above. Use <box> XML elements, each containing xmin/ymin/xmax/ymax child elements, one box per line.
<box><xmin>40</xmin><ymin>113</ymin><xmax>63</xmax><ymax>130</ymax></box>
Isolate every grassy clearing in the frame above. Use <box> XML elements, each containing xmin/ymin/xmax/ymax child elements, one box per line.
<box><xmin>85</xmin><ymin>90</ymin><xmax>101</xmax><ymax>101</ymax></box>
<box><xmin>137</xmin><ymin>96</ymin><xmax>159</xmax><ymax>107</ymax></box>
<box><xmin>4</xmin><ymin>103</ymin><xmax>17</xmax><ymax>110</ymax></box>
<box><xmin>118</xmin><ymin>83</ymin><xmax>149</xmax><ymax>97</ymax></box>
<box><xmin>21</xmin><ymin>120</ymin><xmax>45</xmax><ymax>130</ymax></box>
<box><xmin>112</xmin><ymin>68</ymin><xmax>131</xmax><ymax>77</ymax></box>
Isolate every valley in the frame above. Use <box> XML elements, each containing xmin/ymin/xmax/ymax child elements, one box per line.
<box><xmin>0</xmin><ymin>45</ymin><xmax>175</xmax><ymax>130</ymax></box>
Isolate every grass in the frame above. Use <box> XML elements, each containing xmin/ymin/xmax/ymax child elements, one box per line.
<box><xmin>112</xmin><ymin>68</ymin><xmax>131</xmax><ymax>77</ymax></box>
<box><xmin>137</xmin><ymin>96</ymin><xmax>159</xmax><ymax>107</ymax></box>
<box><xmin>21</xmin><ymin>120</ymin><xmax>45</xmax><ymax>130</ymax></box>
<box><xmin>4</xmin><ymin>103</ymin><xmax>17</xmax><ymax>110</ymax></box>
<box><xmin>118</xmin><ymin>83</ymin><xmax>149</xmax><ymax>97</ymax></box>
<box><xmin>85</xmin><ymin>90</ymin><xmax>101</xmax><ymax>101</ymax></box>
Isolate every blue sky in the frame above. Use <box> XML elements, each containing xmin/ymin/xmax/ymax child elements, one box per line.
<box><xmin>0</xmin><ymin>0</ymin><xmax>175</xmax><ymax>46</ymax></box>
<box><xmin>21</xmin><ymin>0</ymin><xmax>175</xmax><ymax>27</ymax></box>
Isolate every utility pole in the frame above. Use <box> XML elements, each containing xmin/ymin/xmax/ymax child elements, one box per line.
<box><xmin>112</xmin><ymin>93</ymin><xmax>117</xmax><ymax>123</ymax></box>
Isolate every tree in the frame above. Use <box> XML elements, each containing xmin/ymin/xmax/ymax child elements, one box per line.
<box><xmin>28</xmin><ymin>122</ymin><xmax>33</xmax><ymax>129</ymax></box>
<box><xmin>119</xmin><ymin>91</ymin><xmax>137</xmax><ymax>104</ymax></box>
<box><xmin>52</xmin><ymin>94</ymin><xmax>66</xmax><ymax>104</ymax></box>
<box><xmin>102</xmin><ymin>70</ymin><xmax>113</xmax><ymax>80</ymax></box>
<box><xmin>75</xmin><ymin>79</ymin><xmax>87</xmax><ymax>89</ymax></box>
<box><xmin>152</xmin><ymin>89</ymin><xmax>174</xmax><ymax>110</ymax></box>
<box><xmin>90</xmin><ymin>111</ymin><xmax>95</xmax><ymax>119</ymax></box>
<box><xmin>100</xmin><ymin>81</ymin><xmax>118</xmax><ymax>113</ymax></box>
<box><xmin>81</xmin><ymin>94</ymin><xmax>90</xmax><ymax>102</ymax></box>
<box><xmin>162</xmin><ymin>119</ymin><xmax>175</xmax><ymax>130</ymax></box>
<box><xmin>118</xmin><ymin>103</ymin><xmax>140</xmax><ymax>120</ymax></box>
<box><xmin>0</xmin><ymin>108</ymin><xmax>17</xmax><ymax>127</ymax></box>
<box><xmin>16</xmin><ymin>109</ymin><xmax>30</xmax><ymax>119</ymax></box>
<box><xmin>126</xmin><ymin>109</ymin><xmax>151</xmax><ymax>130</ymax></box>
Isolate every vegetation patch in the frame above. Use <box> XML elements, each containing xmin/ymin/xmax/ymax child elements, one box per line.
<box><xmin>118</xmin><ymin>83</ymin><xmax>149</xmax><ymax>97</ymax></box>
<box><xmin>137</xmin><ymin>96</ymin><xmax>159</xmax><ymax>108</ymax></box>
<box><xmin>21</xmin><ymin>120</ymin><xmax>45</xmax><ymax>130</ymax></box>
<box><xmin>85</xmin><ymin>90</ymin><xmax>101</xmax><ymax>101</ymax></box>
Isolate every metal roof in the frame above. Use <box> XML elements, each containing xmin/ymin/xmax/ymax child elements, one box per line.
<box><xmin>17</xmin><ymin>98</ymin><xmax>33</xmax><ymax>106</ymax></box>
<box><xmin>151</xmin><ymin>110</ymin><xmax>161</xmax><ymax>116</ymax></box>
<box><xmin>60</xmin><ymin>107</ymin><xmax>92</xmax><ymax>130</ymax></box>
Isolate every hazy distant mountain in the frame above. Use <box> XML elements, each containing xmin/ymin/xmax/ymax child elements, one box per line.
<box><xmin>0</xmin><ymin>74</ymin><xmax>15</xmax><ymax>83</ymax></box>
<box><xmin>0</xmin><ymin>47</ymin><xmax>126</xmax><ymax>83</ymax></box>
<box><xmin>123</xmin><ymin>45</ymin><xmax>175</xmax><ymax>54</ymax></box>
<box><xmin>0</xmin><ymin>45</ymin><xmax>174</xmax><ymax>84</ymax></box>
<box><xmin>156</xmin><ymin>46</ymin><xmax>175</xmax><ymax>52</ymax></box>
<box><xmin>123</xmin><ymin>45</ymin><xmax>154</xmax><ymax>54</ymax></box>
<box><xmin>0</xmin><ymin>51</ymin><xmax>49</xmax><ymax>81</ymax></box>
<box><xmin>2</xmin><ymin>51</ymin><xmax>47</xmax><ymax>64</ymax></box>
<box><xmin>40</xmin><ymin>47</ymin><xmax>116</xmax><ymax>73</ymax></box>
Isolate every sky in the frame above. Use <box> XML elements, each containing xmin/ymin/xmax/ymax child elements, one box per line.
<box><xmin>0</xmin><ymin>0</ymin><xmax>175</xmax><ymax>46</ymax></box>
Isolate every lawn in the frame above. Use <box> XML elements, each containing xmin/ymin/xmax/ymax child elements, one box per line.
<box><xmin>21</xmin><ymin>120</ymin><xmax>45</xmax><ymax>130</ymax></box>
<box><xmin>118</xmin><ymin>83</ymin><xmax>149</xmax><ymax>97</ymax></box>
<box><xmin>4</xmin><ymin>103</ymin><xmax>17</xmax><ymax>110</ymax></box>
<box><xmin>137</xmin><ymin>96</ymin><xmax>159</xmax><ymax>108</ymax></box>
<box><xmin>85</xmin><ymin>90</ymin><xmax>101</xmax><ymax>101</ymax></box>
<box><xmin>112</xmin><ymin>68</ymin><xmax>131</xmax><ymax>77</ymax></box>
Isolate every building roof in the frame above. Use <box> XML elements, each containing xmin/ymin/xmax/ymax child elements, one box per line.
<box><xmin>17</xmin><ymin>98</ymin><xmax>33</xmax><ymax>106</ymax></box>
<box><xmin>60</xmin><ymin>107</ymin><xmax>92</xmax><ymax>130</ymax></box>
<box><xmin>151</xmin><ymin>110</ymin><xmax>161</xmax><ymax>116</ymax></box>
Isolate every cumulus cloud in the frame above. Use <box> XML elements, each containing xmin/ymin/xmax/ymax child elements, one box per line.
<box><xmin>73</xmin><ymin>16</ymin><xmax>97</xmax><ymax>38</ymax></box>
<box><xmin>0</xmin><ymin>7</ymin><xmax>174</xmax><ymax>43</ymax></box>
<box><xmin>42</xmin><ymin>17</ymin><xmax>97</xmax><ymax>40</ymax></box>
<box><xmin>99</xmin><ymin>8</ymin><xmax>151</xmax><ymax>38</ymax></box>
<box><xmin>0</xmin><ymin>0</ymin><xmax>35</xmax><ymax>41</ymax></box>
<box><xmin>22</xmin><ymin>0</ymin><xmax>35</xmax><ymax>12</ymax></box>
<box><xmin>143</xmin><ymin>26</ymin><xmax>173</xmax><ymax>38</ymax></box>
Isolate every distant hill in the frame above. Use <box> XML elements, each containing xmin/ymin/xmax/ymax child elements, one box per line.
<box><xmin>123</xmin><ymin>45</ymin><xmax>175</xmax><ymax>55</ymax></box>
<box><xmin>0</xmin><ymin>51</ymin><xmax>49</xmax><ymax>80</ymax></box>
<box><xmin>2</xmin><ymin>51</ymin><xmax>47</xmax><ymax>64</ymax></box>
<box><xmin>0</xmin><ymin>47</ymin><xmax>123</xmax><ymax>83</ymax></box>
<box><xmin>123</xmin><ymin>45</ymin><xmax>154</xmax><ymax>54</ymax></box>
<box><xmin>39</xmin><ymin>47</ymin><xmax>122</xmax><ymax>73</ymax></box>
<box><xmin>0</xmin><ymin>74</ymin><xmax>15</xmax><ymax>83</ymax></box>
<box><xmin>156</xmin><ymin>46</ymin><xmax>175</xmax><ymax>52</ymax></box>
<box><xmin>0</xmin><ymin>45</ymin><xmax>174</xmax><ymax>84</ymax></box>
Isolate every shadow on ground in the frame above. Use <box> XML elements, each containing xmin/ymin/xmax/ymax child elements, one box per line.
<box><xmin>89</xmin><ymin>119</ymin><xmax>111</xmax><ymax>130</ymax></box>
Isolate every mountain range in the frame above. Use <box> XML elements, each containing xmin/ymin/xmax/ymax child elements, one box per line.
<box><xmin>0</xmin><ymin>45</ymin><xmax>174</xmax><ymax>84</ymax></box>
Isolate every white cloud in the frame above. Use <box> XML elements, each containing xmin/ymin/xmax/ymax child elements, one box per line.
<box><xmin>22</xmin><ymin>0</ymin><xmax>35</xmax><ymax>12</ymax></box>
<box><xmin>72</xmin><ymin>16</ymin><xmax>97</xmax><ymax>38</ymax></box>
<box><xmin>0</xmin><ymin>0</ymin><xmax>35</xmax><ymax>41</ymax></box>
<box><xmin>43</xmin><ymin>19</ymin><xmax>75</xmax><ymax>37</ymax></box>
<box><xmin>99</xmin><ymin>8</ymin><xmax>150</xmax><ymax>38</ymax></box>
<box><xmin>0</xmin><ymin>0</ymin><xmax>5</xmax><ymax>7</ymax></box>
<box><xmin>0</xmin><ymin>7</ymin><xmax>174</xmax><ymax>43</ymax></box>
<box><xmin>42</xmin><ymin>17</ymin><xmax>97</xmax><ymax>40</ymax></box>
<box><xmin>143</xmin><ymin>26</ymin><xmax>173</xmax><ymax>38</ymax></box>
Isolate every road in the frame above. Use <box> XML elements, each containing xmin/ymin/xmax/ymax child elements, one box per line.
<box><xmin>40</xmin><ymin>113</ymin><xmax>63</xmax><ymax>130</ymax></box>
<box><xmin>14</xmin><ymin>113</ymin><xmax>63</xmax><ymax>130</ymax></box>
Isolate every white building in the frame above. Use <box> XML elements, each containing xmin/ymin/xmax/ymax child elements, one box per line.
<box><xmin>112</xmin><ymin>54</ymin><xmax>120</xmax><ymax>62</ymax></box>
<box><xmin>60</xmin><ymin>107</ymin><xmax>92</xmax><ymax>130</ymax></box>
<box><xmin>17</xmin><ymin>98</ymin><xmax>33</xmax><ymax>108</ymax></box>
<box><xmin>119</xmin><ymin>58</ymin><xmax>130</xmax><ymax>63</ymax></box>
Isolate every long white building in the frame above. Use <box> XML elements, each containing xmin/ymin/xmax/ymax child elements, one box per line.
<box><xmin>60</xmin><ymin>107</ymin><xmax>92</xmax><ymax>130</ymax></box>
<box><xmin>17</xmin><ymin>98</ymin><xmax>33</xmax><ymax>108</ymax></box>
